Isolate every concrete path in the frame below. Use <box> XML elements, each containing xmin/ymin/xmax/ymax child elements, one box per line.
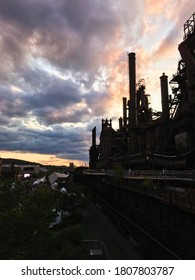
<box><xmin>84</xmin><ymin>204</ymin><xmax>142</xmax><ymax>260</ymax></box>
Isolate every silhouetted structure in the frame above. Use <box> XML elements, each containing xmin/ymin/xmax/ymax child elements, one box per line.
<box><xmin>89</xmin><ymin>13</ymin><xmax>195</xmax><ymax>170</ymax></box>
<box><xmin>89</xmin><ymin>127</ymin><xmax>99</xmax><ymax>169</ymax></box>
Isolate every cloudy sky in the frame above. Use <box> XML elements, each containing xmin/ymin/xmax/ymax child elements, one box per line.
<box><xmin>0</xmin><ymin>0</ymin><xmax>194</xmax><ymax>166</ymax></box>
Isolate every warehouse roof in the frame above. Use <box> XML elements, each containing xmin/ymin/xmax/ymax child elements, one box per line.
<box><xmin>49</xmin><ymin>172</ymin><xmax>69</xmax><ymax>186</ymax></box>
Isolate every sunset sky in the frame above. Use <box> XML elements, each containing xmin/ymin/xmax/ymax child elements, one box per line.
<box><xmin>0</xmin><ymin>0</ymin><xmax>194</xmax><ymax>166</ymax></box>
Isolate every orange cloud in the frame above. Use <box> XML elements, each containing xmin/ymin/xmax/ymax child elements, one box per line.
<box><xmin>145</xmin><ymin>0</ymin><xmax>178</xmax><ymax>18</ymax></box>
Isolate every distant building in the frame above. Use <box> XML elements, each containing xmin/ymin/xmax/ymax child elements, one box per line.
<box><xmin>1</xmin><ymin>163</ymin><xmax>16</xmax><ymax>180</ymax></box>
<box><xmin>1</xmin><ymin>164</ymin><xmax>46</xmax><ymax>180</ymax></box>
<box><xmin>15</xmin><ymin>165</ymin><xmax>46</xmax><ymax>180</ymax></box>
<box><xmin>49</xmin><ymin>172</ymin><xmax>69</xmax><ymax>190</ymax></box>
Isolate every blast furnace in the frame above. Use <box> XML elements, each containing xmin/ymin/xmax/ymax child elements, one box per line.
<box><xmin>89</xmin><ymin>13</ymin><xmax>195</xmax><ymax>170</ymax></box>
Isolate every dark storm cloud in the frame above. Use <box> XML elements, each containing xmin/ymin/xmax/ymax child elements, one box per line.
<box><xmin>0</xmin><ymin>124</ymin><xmax>90</xmax><ymax>162</ymax></box>
<box><xmin>25</xmin><ymin>78</ymin><xmax>82</xmax><ymax>110</ymax></box>
<box><xmin>0</xmin><ymin>0</ymin><xmax>54</xmax><ymax>31</ymax></box>
<box><xmin>85</xmin><ymin>90</ymin><xmax>112</xmax><ymax>117</ymax></box>
<box><xmin>0</xmin><ymin>0</ymin><xmax>143</xmax><ymax>162</ymax></box>
<box><xmin>0</xmin><ymin>0</ymin><xmax>141</xmax><ymax>87</ymax></box>
<box><xmin>0</xmin><ymin>0</ymin><xmax>121</xmax><ymax>73</ymax></box>
<box><xmin>0</xmin><ymin>76</ymin><xmax>81</xmax><ymax>117</ymax></box>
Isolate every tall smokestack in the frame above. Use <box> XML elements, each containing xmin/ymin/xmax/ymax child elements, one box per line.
<box><xmin>92</xmin><ymin>127</ymin><xmax>96</xmax><ymax>146</ymax></box>
<box><xmin>123</xmin><ymin>97</ymin><xmax>127</xmax><ymax>127</ymax></box>
<box><xmin>119</xmin><ymin>117</ymin><xmax>122</xmax><ymax>130</ymax></box>
<box><xmin>128</xmin><ymin>52</ymin><xmax>137</xmax><ymax>127</ymax></box>
<box><xmin>160</xmin><ymin>73</ymin><xmax>169</xmax><ymax>124</ymax></box>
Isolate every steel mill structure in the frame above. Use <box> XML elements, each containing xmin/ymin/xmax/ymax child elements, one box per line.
<box><xmin>89</xmin><ymin>13</ymin><xmax>195</xmax><ymax>170</ymax></box>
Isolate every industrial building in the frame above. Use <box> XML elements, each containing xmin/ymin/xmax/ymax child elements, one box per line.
<box><xmin>89</xmin><ymin>13</ymin><xmax>195</xmax><ymax>170</ymax></box>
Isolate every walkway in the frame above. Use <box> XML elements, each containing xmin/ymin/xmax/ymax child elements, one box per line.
<box><xmin>84</xmin><ymin>203</ymin><xmax>142</xmax><ymax>260</ymax></box>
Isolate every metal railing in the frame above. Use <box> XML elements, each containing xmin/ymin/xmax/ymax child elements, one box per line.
<box><xmin>83</xmin><ymin>169</ymin><xmax>195</xmax><ymax>210</ymax></box>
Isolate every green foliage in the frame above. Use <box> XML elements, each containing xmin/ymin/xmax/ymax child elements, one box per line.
<box><xmin>0</xmin><ymin>181</ymin><xmax>90</xmax><ymax>259</ymax></box>
<box><xmin>141</xmin><ymin>179</ymin><xmax>154</xmax><ymax>189</ymax></box>
<box><xmin>113</xmin><ymin>164</ymin><xmax>124</xmax><ymax>185</ymax></box>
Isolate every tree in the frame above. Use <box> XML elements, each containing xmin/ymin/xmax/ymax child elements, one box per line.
<box><xmin>0</xmin><ymin>186</ymin><xmax>60</xmax><ymax>259</ymax></box>
<box><xmin>113</xmin><ymin>164</ymin><xmax>124</xmax><ymax>186</ymax></box>
<box><xmin>0</xmin><ymin>181</ymin><xmax>91</xmax><ymax>259</ymax></box>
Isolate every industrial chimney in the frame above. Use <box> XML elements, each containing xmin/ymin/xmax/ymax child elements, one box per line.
<box><xmin>160</xmin><ymin>73</ymin><xmax>170</xmax><ymax>124</ymax></box>
<box><xmin>123</xmin><ymin>97</ymin><xmax>127</xmax><ymax>128</ymax></box>
<box><xmin>92</xmin><ymin>126</ymin><xmax>96</xmax><ymax>146</ymax></box>
<box><xmin>128</xmin><ymin>52</ymin><xmax>137</xmax><ymax>127</ymax></box>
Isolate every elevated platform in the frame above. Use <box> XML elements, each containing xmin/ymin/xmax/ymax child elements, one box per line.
<box><xmin>184</xmin><ymin>12</ymin><xmax>195</xmax><ymax>40</ymax></box>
